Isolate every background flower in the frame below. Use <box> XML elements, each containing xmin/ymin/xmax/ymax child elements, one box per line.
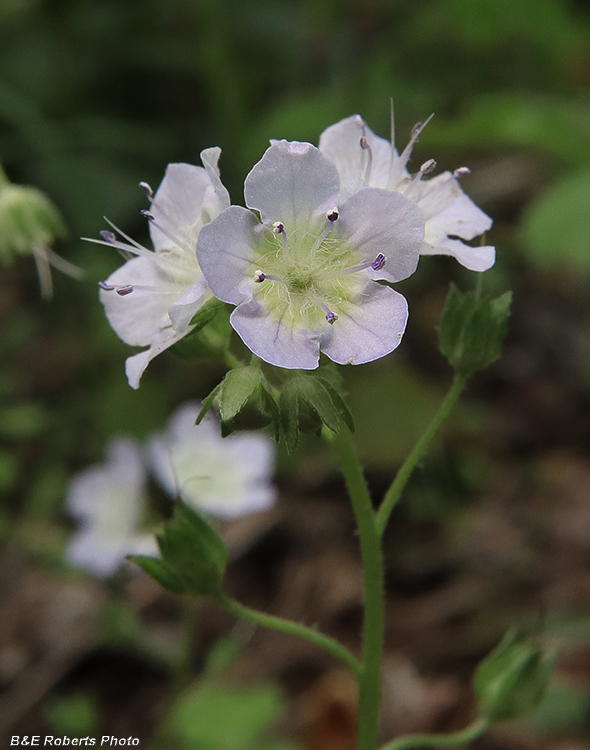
<box><xmin>65</xmin><ymin>438</ymin><xmax>157</xmax><ymax>578</ymax></box>
<box><xmin>148</xmin><ymin>402</ymin><xmax>277</xmax><ymax>519</ymax></box>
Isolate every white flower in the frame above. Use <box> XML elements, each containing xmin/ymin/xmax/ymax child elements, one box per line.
<box><xmin>65</xmin><ymin>439</ymin><xmax>157</xmax><ymax>578</ymax></box>
<box><xmin>196</xmin><ymin>140</ymin><xmax>425</xmax><ymax>369</ymax></box>
<box><xmin>88</xmin><ymin>148</ymin><xmax>230</xmax><ymax>389</ymax></box>
<box><xmin>319</xmin><ymin>114</ymin><xmax>495</xmax><ymax>272</ymax></box>
<box><xmin>148</xmin><ymin>402</ymin><xmax>277</xmax><ymax>519</ymax></box>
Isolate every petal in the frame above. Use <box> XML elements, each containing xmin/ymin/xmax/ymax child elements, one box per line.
<box><xmin>125</xmin><ymin>324</ymin><xmax>194</xmax><ymax>389</ymax></box>
<box><xmin>100</xmin><ymin>254</ymin><xmax>193</xmax><ymax>347</ymax></box>
<box><xmin>320</xmin><ymin>282</ymin><xmax>408</xmax><ymax>365</ymax></box>
<box><xmin>200</xmin><ymin>147</ymin><xmax>231</xmax><ymax>218</ymax></box>
<box><xmin>418</xmin><ymin>173</ymin><xmax>493</xmax><ymax>241</ymax></box>
<box><xmin>420</xmin><ymin>239</ymin><xmax>496</xmax><ymax>272</ymax></box>
<box><xmin>230</xmin><ymin>298</ymin><xmax>320</xmax><ymax>369</ymax></box>
<box><xmin>149</xmin><ymin>162</ymin><xmax>212</xmax><ymax>250</ymax></box>
<box><xmin>319</xmin><ymin>114</ymin><xmax>392</xmax><ymax>196</ymax></box>
<box><xmin>244</xmin><ymin>140</ymin><xmax>340</xmax><ymax>234</ymax></box>
<box><xmin>196</xmin><ymin>205</ymin><xmax>261</xmax><ymax>305</ymax></box>
<box><xmin>169</xmin><ymin>277</ymin><xmax>211</xmax><ymax>331</ymax></box>
<box><xmin>336</xmin><ymin>188</ymin><xmax>424</xmax><ymax>283</ymax></box>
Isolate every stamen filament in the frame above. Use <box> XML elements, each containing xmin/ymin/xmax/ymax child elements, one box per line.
<box><xmin>388</xmin><ymin>112</ymin><xmax>435</xmax><ymax>188</ymax></box>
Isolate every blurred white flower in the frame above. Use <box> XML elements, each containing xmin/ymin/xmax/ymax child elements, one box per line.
<box><xmin>87</xmin><ymin>148</ymin><xmax>230</xmax><ymax>389</ymax></box>
<box><xmin>148</xmin><ymin>402</ymin><xmax>277</xmax><ymax>519</ymax></box>
<box><xmin>65</xmin><ymin>438</ymin><xmax>157</xmax><ymax>578</ymax></box>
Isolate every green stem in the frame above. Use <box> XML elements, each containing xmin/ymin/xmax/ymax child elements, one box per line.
<box><xmin>223</xmin><ymin>351</ymin><xmax>244</xmax><ymax>369</ymax></box>
<box><xmin>218</xmin><ymin>593</ymin><xmax>361</xmax><ymax>676</ymax></box>
<box><xmin>375</xmin><ymin>372</ymin><xmax>468</xmax><ymax>537</ymax></box>
<box><xmin>333</xmin><ymin>428</ymin><xmax>384</xmax><ymax>750</ymax></box>
<box><xmin>379</xmin><ymin>716</ymin><xmax>490</xmax><ymax>750</ymax></box>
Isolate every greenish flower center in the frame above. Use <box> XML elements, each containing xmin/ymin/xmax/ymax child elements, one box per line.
<box><xmin>251</xmin><ymin>222</ymin><xmax>367</xmax><ymax>330</ymax></box>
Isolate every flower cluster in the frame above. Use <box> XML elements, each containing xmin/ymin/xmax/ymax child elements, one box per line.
<box><xmin>95</xmin><ymin>111</ymin><xmax>494</xmax><ymax>376</ymax></box>
<box><xmin>65</xmin><ymin>403</ymin><xmax>276</xmax><ymax>578</ymax></box>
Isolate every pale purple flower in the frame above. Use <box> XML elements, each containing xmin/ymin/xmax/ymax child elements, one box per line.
<box><xmin>319</xmin><ymin>114</ymin><xmax>495</xmax><ymax>272</ymax></box>
<box><xmin>65</xmin><ymin>439</ymin><xmax>157</xmax><ymax>578</ymax></box>
<box><xmin>196</xmin><ymin>140</ymin><xmax>425</xmax><ymax>369</ymax></box>
<box><xmin>148</xmin><ymin>402</ymin><xmax>277</xmax><ymax>519</ymax></box>
<box><xmin>87</xmin><ymin>148</ymin><xmax>230</xmax><ymax>389</ymax></box>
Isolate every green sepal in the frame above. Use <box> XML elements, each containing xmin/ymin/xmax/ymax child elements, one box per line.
<box><xmin>278</xmin><ymin>379</ymin><xmax>300</xmax><ymax>453</ymax></box>
<box><xmin>219</xmin><ymin>366</ymin><xmax>264</xmax><ymax>423</ymax></box>
<box><xmin>188</xmin><ymin>297</ymin><xmax>224</xmax><ymax>332</ymax></box>
<box><xmin>129</xmin><ymin>502</ymin><xmax>228</xmax><ymax>598</ymax></box>
<box><xmin>278</xmin><ymin>372</ymin><xmax>354</xmax><ymax>451</ymax></box>
<box><xmin>438</xmin><ymin>284</ymin><xmax>512</xmax><ymax>376</ymax></box>
<box><xmin>196</xmin><ymin>383</ymin><xmax>222</xmax><ymax>425</ymax></box>
<box><xmin>474</xmin><ymin>628</ymin><xmax>557</xmax><ymax>721</ymax></box>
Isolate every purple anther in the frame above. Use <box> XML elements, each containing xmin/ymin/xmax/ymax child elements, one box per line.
<box><xmin>116</xmin><ymin>285</ymin><xmax>134</xmax><ymax>296</ymax></box>
<box><xmin>420</xmin><ymin>159</ymin><xmax>437</xmax><ymax>175</ymax></box>
<box><xmin>371</xmin><ymin>253</ymin><xmax>386</xmax><ymax>271</ymax></box>
<box><xmin>99</xmin><ymin>230</ymin><xmax>117</xmax><ymax>243</ymax></box>
<box><xmin>360</xmin><ymin>136</ymin><xmax>370</xmax><ymax>150</ymax></box>
<box><xmin>453</xmin><ymin>166</ymin><xmax>471</xmax><ymax>178</ymax></box>
<box><xmin>326</xmin><ymin>209</ymin><xmax>339</xmax><ymax>222</ymax></box>
<box><xmin>326</xmin><ymin>310</ymin><xmax>339</xmax><ymax>325</ymax></box>
<box><xmin>98</xmin><ymin>281</ymin><xmax>115</xmax><ymax>291</ymax></box>
<box><xmin>254</xmin><ymin>270</ymin><xmax>266</xmax><ymax>283</ymax></box>
<box><xmin>140</xmin><ymin>209</ymin><xmax>155</xmax><ymax>221</ymax></box>
<box><xmin>139</xmin><ymin>181</ymin><xmax>153</xmax><ymax>198</ymax></box>
<box><xmin>272</xmin><ymin>221</ymin><xmax>284</xmax><ymax>234</ymax></box>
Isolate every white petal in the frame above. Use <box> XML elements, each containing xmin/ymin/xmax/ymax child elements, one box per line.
<box><xmin>336</xmin><ymin>188</ymin><xmax>424</xmax><ymax>283</ymax></box>
<box><xmin>125</xmin><ymin>324</ymin><xmax>195</xmax><ymax>389</ymax></box>
<box><xmin>418</xmin><ymin>173</ymin><xmax>493</xmax><ymax>241</ymax></box>
<box><xmin>319</xmin><ymin>114</ymin><xmax>392</xmax><ymax>196</ymax></box>
<box><xmin>196</xmin><ymin>205</ymin><xmax>261</xmax><ymax>305</ymax></box>
<box><xmin>100</xmin><ymin>254</ymin><xmax>194</xmax><ymax>347</ymax></box>
<box><xmin>230</xmin><ymin>298</ymin><xmax>320</xmax><ymax>369</ymax></box>
<box><xmin>200</xmin><ymin>147</ymin><xmax>231</xmax><ymax>220</ymax></box>
<box><xmin>244</xmin><ymin>140</ymin><xmax>340</xmax><ymax>234</ymax></box>
<box><xmin>169</xmin><ymin>277</ymin><xmax>211</xmax><ymax>331</ymax></box>
<box><xmin>420</xmin><ymin>239</ymin><xmax>496</xmax><ymax>272</ymax></box>
<box><xmin>148</xmin><ymin>162</ymin><xmax>212</xmax><ymax>250</ymax></box>
<box><xmin>320</xmin><ymin>282</ymin><xmax>408</xmax><ymax>365</ymax></box>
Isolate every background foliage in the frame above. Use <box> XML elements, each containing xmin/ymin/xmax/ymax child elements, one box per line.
<box><xmin>2</xmin><ymin>0</ymin><xmax>590</xmax><ymax>747</ymax></box>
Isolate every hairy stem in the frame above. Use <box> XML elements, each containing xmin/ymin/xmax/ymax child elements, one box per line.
<box><xmin>218</xmin><ymin>593</ymin><xmax>361</xmax><ymax>676</ymax></box>
<box><xmin>333</xmin><ymin>428</ymin><xmax>384</xmax><ymax>750</ymax></box>
<box><xmin>375</xmin><ymin>372</ymin><xmax>468</xmax><ymax>537</ymax></box>
<box><xmin>379</xmin><ymin>716</ymin><xmax>490</xmax><ymax>750</ymax></box>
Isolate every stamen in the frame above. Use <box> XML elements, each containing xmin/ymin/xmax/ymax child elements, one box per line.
<box><xmin>141</xmin><ymin>210</ymin><xmax>193</xmax><ymax>252</ymax></box>
<box><xmin>388</xmin><ymin>112</ymin><xmax>435</xmax><ymax>188</ymax></box>
<box><xmin>316</xmin><ymin>299</ymin><xmax>339</xmax><ymax>324</ymax></box>
<box><xmin>116</xmin><ymin>285</ymin><xmax>134</xmax><ymax>296</ymax></box>
<box><xmin>404</xmin><ymin>158</ymin><xmax>437</xmax><ymax>197</ymax></box>
<box><xmin>453</xmin><ymin>166</ymin><xmax>471</xmax><ymax>178</ymax></box>
<box><xmin>254</xmin><ymin>269</ymin><xmax>281</xmax><ymax>283</ymax></box>
<box><xmin>272</xmin><ymin>221</ymin><xmax>288</xmax><ymax>252</ymax></box>
<box><xmin>371</xmin><ymin>253</ymin><xmax>386</xmax><ymax>271</ymax></box>
<box><xmin>310</xmin><ymin>211</ymin><xmax>339</xmax><ymax>255</ymax></box>
<box><xmin>98</xmin><ymin>281</ymin><xmax>115</xmax><ymax>291</ymax></box>
<box><xmin>139</xmin><ymin>181</ymin><xmax>154</xmax><ymax>199</ymax></box>
<box><xmin>99</xmin><ymin>230</ymin><xmax>117</xmax><ymax>243</ymax></box>
<box><xmin>360</xmin><ymin>129</ymin><xmax>373</xmax><ymax>183</ymax></box>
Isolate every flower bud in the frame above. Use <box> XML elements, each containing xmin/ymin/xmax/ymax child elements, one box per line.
<box><xmin>474</xmin><ymin>629</ymin><xmax>557</xmax><ymax>721</ymax></box>
<box><xmin>0</xmin><ymin>183</ymin><xmax>66</xmax><ymax>264</ymax></box>
<box><xmin>438</xmin><ymin>283</ymin><xmax>511</xmax><ymax>376</ymax></box>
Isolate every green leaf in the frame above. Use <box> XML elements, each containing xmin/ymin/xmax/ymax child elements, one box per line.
<box><xmin>438</xmin><ymin>284</ymin><xmax>512</xmax><ymax>376</ymax></box>
<box><xmin>219</xmin><ymin>366</ymin><xmax>264</xmax><ymax>423</ymax></box>
<box><xmin>130</xmin><ymin>502</ymin><xmax>228</xmax><ymax>597</ymax></box>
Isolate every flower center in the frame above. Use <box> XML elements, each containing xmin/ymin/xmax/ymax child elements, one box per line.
<box><xmin>251</xmin><ymin>212</ymin><xmax>385</xmax><ymax>329</ymax></box>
